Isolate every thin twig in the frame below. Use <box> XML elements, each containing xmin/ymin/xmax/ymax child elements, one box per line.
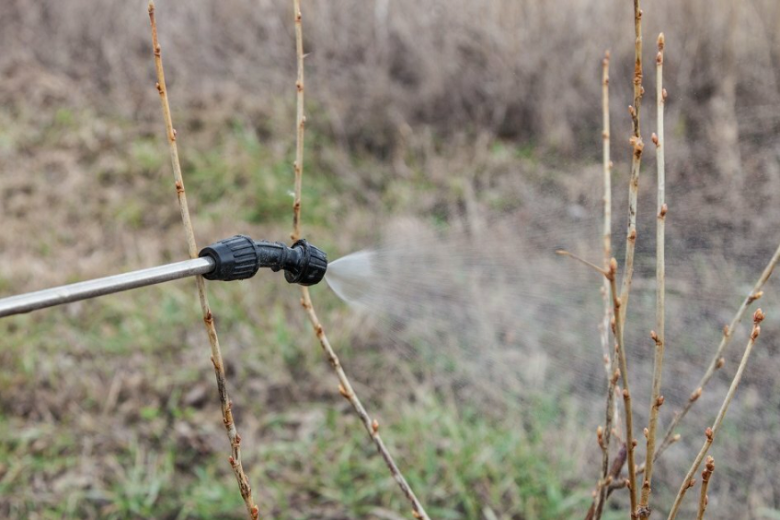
<box><xmin>555</xmin><ymin>250</ymin><xmax>608</xmax><ymax>276</ymax></box>
<box><xmin>590</xmin><ymin>50</ymin><xmax>617</xmax><ymax>520</ymax></box>
<box><xmin>147</xmin><ymin>3</ymin><xmax>259</xmax><ymax>519</ymax></box>
<box><xmin>601</xmin><ymin>49</ymin><xmax>614</xmax><ymax>372</ymax></box>
<box><xmin>607</xmin><ymin>258</ymin><xmax>638</xmax><ymax>519</ymax></box>
<box><xmin>638</xmin><ymin>33</ymin><xmax>666</xmax><ymax>520</ymax></box>
<box><xmin>557</xmin><ymin>253</ymin><xmax>637</xmax><ymax>517</ymax></box>
<box><xmin>291</xmin><ymin>0</ymin><xmax>305</xmax><ymax>242</ymax></box>
<box><xmin>288</xmin><ymin>3</ymin><xmax>430</xmax><ymax>518</ymax></box>
<box><xmin>555</xmin><ymin>250</ymin><xmax>633</xmax><ymax>520</ymax></box>
<box><xmin>667</xmin><ymin>309</ymin><xmax>765</xmax><ymax>520</ymax></box>
<box><xmin>655</xmin><ymin>242</ymin><xmax>780</xmax><ymax>459</ymax></box>
<box><xmin>299</xmin><ymin>293</ymin><xmax>430</xmax><ymax>519</ymax></box>
<box><xmin>615</xmin><ymin>4</ymin><xmax>644</xmax><ymax>515</ymax></box>
<box><xmin>586</xmin><ymin>441</ymin><xmax>627</xmax><ymax>520</ymax></box>
<box><xmin>592</xmin><ymin>366</ymin><xmax>621</xmax><ymax>520</ymax></box>
<box><xmin>618</xmin><ymin>0</ymin><xmax>644</xmax><ymax>330</ymax></box>
<box><xmin>696</xmin><ymin>456</ymin><xmax>715</xmax><ymax>520</ymax></box>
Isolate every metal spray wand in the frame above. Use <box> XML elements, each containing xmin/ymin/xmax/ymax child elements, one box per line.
<box><xmin>0</xmin><ymin>235</ymin><xmax>327</xmax><ymax>318</ymax></box>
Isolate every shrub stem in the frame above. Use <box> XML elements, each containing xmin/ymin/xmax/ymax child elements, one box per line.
<box><xmin>147</xmin><ymin>3</ymin><xmax>259</xmax><ymax>518</ymax></box>
<box><xmin>637</xmin><ymin>33</ymin><xmax>666</xmax><ymax>520</ymax></box>
<box><xmin>655</xmin><ymin>242</ymin><xmax>780</xmax><ymax>459</ymax></box>
<box><xmin>289</xmin><ymin>2</ymin><xmax>430</xmax><ymax>518</ymax></box>
<box><xmin>618</xmin><ymin>0</ymin><xmax>644</xmax><ymax>330</ymax></box>
<box><xmin>591</xmin><ymin>49</ymin><xmax>616</xmax><ymax>520</ymax></box>
<box><xmin>696</xmin><ymin>456</ymin><xmax>715</xmax><ymax>520</ymax></box>
<box><xmin>667</xmin><ymin>310</ymin><xmax>765</xmax><ymax>520</ymax></box>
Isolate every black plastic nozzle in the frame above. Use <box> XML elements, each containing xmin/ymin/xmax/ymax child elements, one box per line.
<box><xmin>198</xmin><ymin>235</ymin><xmax>327</xmax><ymax>286</ymax></box>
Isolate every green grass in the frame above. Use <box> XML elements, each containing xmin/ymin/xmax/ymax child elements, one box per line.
<box><xmin>0</xmin><ymin>283</ymin><xmax>587</xmax><ymax>518</ymax></box>
<box><xmin>0</xmin><ymin>108</ymin><xmax>593</xmax><ymax>519</ymax></box>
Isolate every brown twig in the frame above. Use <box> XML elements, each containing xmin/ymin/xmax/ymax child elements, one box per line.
<box><xmin>667</xmin><ymin>309</ymin><xmax>765</xmax><ymax>520</ymax></box>
<box><xmin>299</xmin><ymin>293</ymin><xmax>430</xmax><ymax>519</ymax></box>
<box><xmin>618</xmin><ymin>0</ymin><xmax>644</xmax><ymax>331</ymax></box>
<box><xmin>614</xmin><ymin>4</ymin><xmax>644</xmax><ymax>515</ymax></box>
<box><xmin>696</xmin><ymin>456</ymin><xmax>715</xmax><ymax>520</ymax></box>
<box><xmin>587</xmin><ymin>441</ymin><xmax>627</xmax><ymax>520</ymax></box>
<box><xmin>147</xmin><ymin>3</ymin><xmax>259</xmax><ymax>519</ymax></box>
<box><xmin>655</xmin><ymin>241</ymin><xmax>780</xmax><ymax>459</ymax></box>
<box><xmin>592</xmin><ymin>366</ymin><xmax>621</xmax><ymax>520</ymax></box>
<box><xmin>575</xmin><ymin>8</ymin><xmax>643</xmax><ymax>518</ymax></box>
<box><xmin>599</xmin><ymin>50</ymin><xmax>624</xmax><ymax>506</ymax></box>
<box><xmin>558</xmin><ymin>254</ymin><xmax>638</xmax><ymax>517</ymax></box>
<box><xmin>603</xmin><ymin>443</ymin><xmax>629</xmax><ymax>499</ymax></box>
<box><xmin>555</xmin><ymin>250</ymin><xmax>608</xmax><ymax>276</ymax></box>
<box><xmin>606</xmin><ymin>258</ymin><xmax>638</xmax><ymax>518</ymax></box>
<box><xmin>600</xmin><ymin>49</ymin><xmax>614</xmax><ymax>370</ymax></box>
<box><xmin>291</xmin><ymin>0</ymin><xmax>305</xmax><ymax>242</ymax></box>
<box><xmin>590</xmin><ymin>55</ymin><xmax>617</xmax><ymax>519</ymax></box>
<box><xmin>589</xmin><ymin>69</ymin><xmax>620</xmax><ymax>520</ymax></box>
<box><xmin>558</xmin><ymin>255</ymin><xmax>640</xmax><ymax>520</ymax></box>
<box><xmin>638</xmin><ymin>33</ymin><xmax>666</xmax><ymax>520</ymax></box>
<box><xmin>288</xmin><ymin>2</ymin><xmax>430</xmax><ymax>518</ymax></box>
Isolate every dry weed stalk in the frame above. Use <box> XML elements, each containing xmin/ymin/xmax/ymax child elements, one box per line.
<box><xmin>288</xmin><ymin>2</ymin><xmax>430</xmax><ymax>518</ymax></box>
<box><xmin>696</xmin><ymin>456</ymin><xmax>715</xmax><ymax>520</ymax></box>
<box><xmin>638</xmin><ymin>33</ymin><xmax>666</xmax><ymax>520</ymax></box>
<box><xmin>655</xmin><ymin>242</ymin><xmax>780</xmax><ymax>459</ymax></box>
<box><xmin>666</xmin><ymin>309</ymin><xmax>766</xmax><ymax>520</ymax></box>
<box><xmin>147</xmin><ymin>3</ymin><xmax>259</xmax><ymax>519</ymax></box>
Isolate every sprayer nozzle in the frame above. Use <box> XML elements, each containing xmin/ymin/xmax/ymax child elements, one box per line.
<box><xmin>283</xmin><ymin>239</ymin><xmax>328</xmax><ymax>286</ymax></box>
<box><xmin>198</xmin><ymin>235</ymin><xmax>327</xmax><ymax>285</ymax></box>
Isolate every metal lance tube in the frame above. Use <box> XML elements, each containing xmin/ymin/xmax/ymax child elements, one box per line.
<box><xmin>0</xmin><ymin>257</ymin><xmax>215</xmax><ymax>318</ymax></box>
<box><xmin>0</xmin><ymin>235</ymin><xmax>327</xmax><ymax>319</ymax></box>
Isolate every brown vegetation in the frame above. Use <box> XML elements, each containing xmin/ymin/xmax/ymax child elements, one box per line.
<box><xmin>1</xmin><ymin>0</ymin><xmax>780</xmax><ymax>157</ymax></box>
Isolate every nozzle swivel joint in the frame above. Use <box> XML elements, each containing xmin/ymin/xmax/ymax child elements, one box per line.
<box><xmin>199</xmin><ymin>235</ymin><xmax>327</xmax><ymax>286</ymax></box>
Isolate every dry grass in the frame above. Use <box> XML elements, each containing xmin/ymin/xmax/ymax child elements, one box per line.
<box><xmin>2</xmin><ymin>0</ymin><xmax>780</xmax><ymax>157</ymax></box>
<box><xmin>4</xmin><ymin>0</ymin><xmax>780</xmax><ymax>253</ymax></box>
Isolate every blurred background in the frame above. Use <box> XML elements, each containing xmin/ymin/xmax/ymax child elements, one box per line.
<box><xmin>2</xmin><ymin>0</ymin><xmax>780</xmax><ymax>518</ymax></box>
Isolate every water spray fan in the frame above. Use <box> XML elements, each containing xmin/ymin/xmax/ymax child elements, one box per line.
<box><xmin>0</xmin><ymin>235</ymin><xmax>327</xmax><ymax>318</ymax></box>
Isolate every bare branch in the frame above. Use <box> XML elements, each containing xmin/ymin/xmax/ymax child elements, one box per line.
<box><xmin>667</xmin><ymin>310</ymin><xmax>765</xmax><ymax>520</ymax></box>
<box><xmin>608</xmin><ymin>259</ymin><xmax>639</xmax><ymax>519</ymax></box>
<box><xmin>556</xmin><ymin>250</ymin><xmax>608</xmax><ymax>276</ymax></box>
<box><xmin>638</xmin><ymin>33</ymin><xmax>666</xmax><ymax>520</ymax></box>
<box><xmin>655</xmin><ymin>243</ymin><xmax>780</xmax><ymax>459</ymax></box>
<box><xmin>615</xmin><ymin>4</ymin><xmax>644</xmax><ymax>514</ymax></box>
<box><xmin>590</xmin><ymin>50</ymin><xmax>619</xmax><ymax>520</ymax></box>
<box><xmin>618</xmin><ymin>0</ymin><xmax>644</xmax><ymax>332</ymax></box>
<box><xmin>147</xmin><ymin>3</ymin><xmax>259</xmax><ymax>519</ymax></box>
<box><xmin>600</xmin><ymin>48</ymin><xmax>616</xmax><ymax>379</ymax></box>
<box><xmin>696</xmin><ymin>457</ymin><xmax>715</xmax><ymax>520</ymax></box>
<box><xmin>291</xmin><ymin>0</ymin><xmax>305</xmax><ymax>242</ymax></box>
<box><xmin>299</xmin><ymin>292</ymin><xmax>431</xmax><ymax>519</ymax></box>
<box><xmin>289</xmin><ymin>2</ymin><xmax>430</xmax><ymax>518</ymax></box>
